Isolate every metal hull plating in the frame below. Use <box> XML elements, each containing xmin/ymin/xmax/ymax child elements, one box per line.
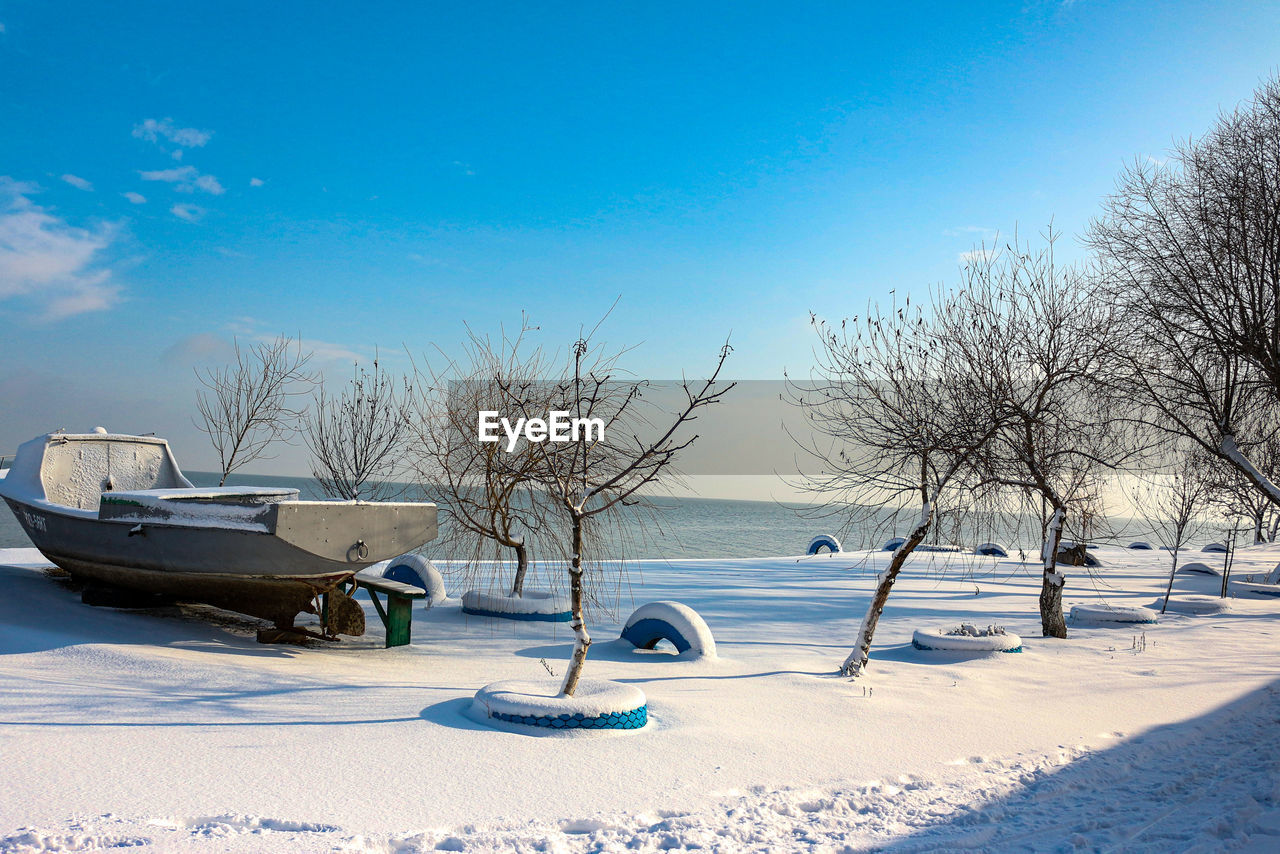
<box><xmin>5</xmin><ymin>496</ymin><xmax>356</xmax><ymax>625</ymax></box>
<box><xmin>0</xmin><ymin>431</ymin><xmax>438</xmax><ymax>630</ymax></box>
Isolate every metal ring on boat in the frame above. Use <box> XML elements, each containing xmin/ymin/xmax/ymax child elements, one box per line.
<box><xmin>349</xmin><ymin>539</ymin><xmax>369</xmax><ymax>561</ymax></box>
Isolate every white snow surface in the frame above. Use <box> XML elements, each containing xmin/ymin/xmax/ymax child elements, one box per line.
<box><xmin>4</xmin><ymin>544</ymin><xmax>1280</xmax><ymax>851</ymax></box>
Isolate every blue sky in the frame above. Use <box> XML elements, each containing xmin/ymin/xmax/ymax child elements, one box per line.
<box><xmin>2</xmin><ymin>1</ymin><xmax>1279</xmax><ymax>474</ymax></box>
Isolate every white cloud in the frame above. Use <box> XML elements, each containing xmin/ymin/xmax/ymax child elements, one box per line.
<box><xmin>162</xmin><ymin>332</ymin><xmax>236</xmax><ymax>364</ymax></box>
<box><xmin>140</xmin><ymin>165</ymin><xmax>224</xmax><ymax>195</ymax></box>
<box><xmin>193</xmin><ymin>174</ymin><xmax>224</xmax><ymax>195</ymax></box>
<box><xmin>141</xmin><ymin>165</ymin><xmax>196</xmax><ymax>183</ymax></box>
<box><xmin>217</xmin><ymin>318</ymin><xmax>362</xmax><ymax>364</ymax></box>
<box><xmin>122</xmin><ymin>191</ymin><xmax>147</xmax><ymax>204</ymax></box>
<box><xmin>164</xmin><ymin>330</ymin><xmax>361</xmax><ymax>368</ymax></box>
<box><xmin>0</xmin><ymin>178</ymin><xmax>122</xmax><ymax>320</ymax></box>
<box><xmin>958</xmin><ymin>247</ymin><xmax>998</xmax><ymax>266</ymax></box>
<box><xmin>132</xmin><ymin>118</ymin><xmax>212</xmax><ymax>148</ymax></box>
<box><xmin>60</xmin><ymin>174</ymin><xmax>93</xmax><ymax>191</ymax></box>
<box><xmin>944</xmin><ymin>225</ymin><xmax>998</xmax><ymax>239</ymax></box>
<box><xmin>225</xmin><ymin>316</ymin><xmax>263</xmax><ymax>335</ymax></box>
<box><xmin>249</xmin><ymin>177</ymin><xmax>264</xmax><ymax>187</ymax></box>
<box><xmin>171</xmin><ymin>149</ymin><xmax>183</xmax><ymax>161</ymax></box>
<box><xmin>170</xmin><ymin>203</ymin><xmax>204</xmax><ymax>222</ymax></box>
<box><xmin>44</xmin><ymin>280</ymin><xmax>121</xmax><ymax>320</ymax></box>
<box><xmin>296</xmin><ymin>336</ymin><xmax>363</xmax><ymax>364</ymax></box>
<box><xmin>0</xmin><ymin>23</ymin><xmax>6</xmax><ymax>34</ymax></box>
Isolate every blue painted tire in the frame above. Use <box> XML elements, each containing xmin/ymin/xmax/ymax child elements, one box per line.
<box><xmin>461</xmin><ymin>589</ymin><xmax>571</xmax><ymax>622</ymax></box>
<box><xmin>912</xmin><ymin>626</ymin><xmax>1023</xmax><ymax>653</ymax></box>
<box><xmin>883</xmin><ymin>537</ymin><xmax>906</xmax><ymax>551</ymax></box>
<box><xmin>620</xmin><ymin>601</ymin><xmax>716</xmax><ymax>657</ymax></box>
<box><xmin>807</xmin><ymin>534</ymin><xmax>842</xmax><ymax>555</ymax></box>
<box><xmin>624</xmin><ymin>618</ymin><xmax>693</xmax><ymax>653</ymax></box>
<box><xmin>1069</xmin><ymin>604</ymin><xmax>1159</xmax><ymax>624</ymax></box>
<box><xmin>489</xmin><ymin>706</ymin><xmax>648</xmax><ymax>730</ymax></box>
<box><xmin>382</xmin><ymin>554</ymin><xmax>446</xmax><ymax>605</ymax></box>
<box><xmin>462</xmin><ymin>606</ymin><xmax>572</xmax><ymax>622</ymax></box>
<box><xmin>474</xmin><ymin>679</ymin><xmax>648</xmax><ymax>732</ymax></box>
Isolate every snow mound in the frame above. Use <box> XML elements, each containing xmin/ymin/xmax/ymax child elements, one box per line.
<box><xmin>1158</xmin><ymin>596</ymin><xmax>1233</xmax><ymax>616</ymax></box>
<box><xmin>974</xmin><ymin>542</ymin><xmax>1009</xmax><ymax>557</ymax></box>
<box><xmin>620</xmin><ymin>601</ymin><xmax>717</xmax><ymax>658</ymax></box>
<box><xmin>912</xmin><ymin>625</ymin><xmax>1023</xmax><ymax>653</ymax></box>
<box><xmin>1202</xmin><ymin>542</ymin><xmax>1228</xmax><ymax>553</ymax></box>
<box><xmin>1177</xmin><ymin>561</ymin><xmax>1221</xmax><ymax>576</ymax></box>
<box><xmin>1229</xmin><ymin>579</ymin><xmax>1280</xmax><ymax>598</ymax></box>
<box><xmin>1069</xmin><ymin>604</ymin><xmax>1159</xmax><ymax>624</ymax></box>
<box><xmin>1128</xmin><ymin>541</ymin><xmax>1153</xmax><ymax>550</ymax></box>
<box><xmin>471</xmin><ymin>678</ymin><xmax>648</xmax><ymax>732</ymax></box>
<box><xmin>462</xmin><ymin>589</ymin><xmax>571</xmax><ymax>621</ymax></box>
<box><xmin>883</xmin><ymin>540</ymin><xmax>964</xmax><ymax>553</ymax></box>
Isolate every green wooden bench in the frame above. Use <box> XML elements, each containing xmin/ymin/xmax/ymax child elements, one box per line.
<box><xmin>325</xmin><ymin>574</ymin><xmax>426</xmax><ymax>648</ymax></box>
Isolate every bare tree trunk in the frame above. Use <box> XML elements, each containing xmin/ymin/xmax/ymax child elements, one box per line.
<box><xmin>1040</xmin><ymin>504</ymin><xmax>1068</xmax><ymax>638</ymax></box>
<box><xmin>840</xmin><ymin>504</ymin><xmax>932</xmax><ymax>677</ymax></box>
<box><xmin>1161</xmin><ymin>547</ymin><xmax>1181</xmax><ymax>614</ymax></box>
<box><xmin>560</xmin><ymin>516</ymin><xmax>591</xmax><ymax>697</ymax></box>
<box><xmin>1221</xmin><ymin>435</ymin><xmax>1280</xmax><ymax>509</ymax></box>
<box><xmin>509</xmin><ymin>541</ymin><xmax>529</xmax><ymax>597</ymax></box>
<box><xmin>1253</xmin><ymin>508</ymin><xmax>1266</xmax><ymax>545</ymax></box>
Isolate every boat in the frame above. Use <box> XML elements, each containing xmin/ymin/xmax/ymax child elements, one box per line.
<box><xmin>0</xmin><ymin>429</ymin><xmax>437</xmax><ymax>633</ymax></box>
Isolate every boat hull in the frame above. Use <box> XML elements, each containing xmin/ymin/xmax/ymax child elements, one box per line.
<box><xmin>6</xmin><ymin>497</ymin><xmax>360</xmax><ymax>626</ymax></box>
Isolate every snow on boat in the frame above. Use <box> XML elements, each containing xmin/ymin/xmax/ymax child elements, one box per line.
<box><xmin>0</xmin><ymin>431</ymin><xmax>437</xmax><ymax>630</ymax></box>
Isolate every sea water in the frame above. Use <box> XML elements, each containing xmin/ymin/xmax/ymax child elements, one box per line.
<box><xmin>0</xmin><ymin>470</ymin><xmax>1057</xmax><ymax>558</ymax></box>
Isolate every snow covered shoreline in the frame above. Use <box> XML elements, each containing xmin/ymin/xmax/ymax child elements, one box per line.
<box><xmin>3</xmin><ymin>545</ymin><xmax>1280</xmax><ymax>851</ymax></box>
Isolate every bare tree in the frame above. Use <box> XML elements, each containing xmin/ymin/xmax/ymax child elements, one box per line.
<box><xmin>1088</xmin><ymin>75</ymin><xmax>1280</xmax><ymax>506</ymax></box>
<box><xmin>1127</xmin><ymin>444</ymin><xmax>1212</xmax><ymax>613</ymax></box>
<box><xmin>1203</xmin><ymin>431</ymin><xmax>1280</xmax><ymax>544</ymax></box>
<box><xmin>787</xmin><ymin>293</ymin><xmax>1004</xmax><ymax>677</ymax></box>
<box><xmin>195</xmin><ymin>335</ymin><xmax>316</xmax><ymax>485</ymax></box>
<box><xmin>944</xmin><ymin>231</ymin><xmax>1141</xmax><ymax>638</ymax></box>
<box><xmin>508</xmin><ymin>335</ymin><xmax>734</xmax><ymax>697</ymax></box>
<box><xmin>408</xmin><ymin>323</ymin><xmax>562</xmax><ymax>596</ymax></box>
<box><xmin>305</xmin><ymin>356</ymin><xmax>412</xmax><ymax>501</ymax></box>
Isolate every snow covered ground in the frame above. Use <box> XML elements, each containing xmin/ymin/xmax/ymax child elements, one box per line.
<box><xmin>3</xmin><ymin>544</ymin><xmax>1280</xmax><ymax>852</ymax></box>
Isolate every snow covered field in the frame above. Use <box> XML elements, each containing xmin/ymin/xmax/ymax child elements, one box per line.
<box><xmin>3</xmin><ymin>544</ymin><xmax>1280</xmax><ymax>852</ymax></box>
